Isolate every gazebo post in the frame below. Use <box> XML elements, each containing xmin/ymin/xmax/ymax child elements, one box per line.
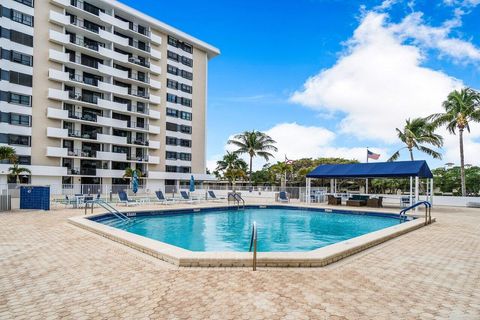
<box><xmin>365</xmin><ymin>178</ymin><xmax>369</xmax><ymax>195</ymax></box>
<box><xmin>306</xmin><ymin>178</ymin><xmax>311</xmax><ymax>204</ymax></box>
<box><xmin>330</xmin><ymin>179</ymin><xmax>334</xmax><ymax>194</ymax></box>
<box><xmin>415</xmin><ymin>176</ymin><xmax>419</xmax><ymax>212</ymax></box>
<box><xmin>430</xmin><ymin>178</ymin><xmax>434</xmax><ymax>205</ymax></box>
<box><xmin>409</xmin><ymin>176</ymin><xmax>413</xmax><ymax>206</ymax></box>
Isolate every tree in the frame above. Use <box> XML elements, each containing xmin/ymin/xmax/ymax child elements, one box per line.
<box><xmin>429</xmin><ymin>88</ymin><xmax>480</xmax><ymax>196</ymax></box>
<box><xmin>388</xmin><ymin>118</ymin><xmax>443</xmax><ymax>161</ymax></box>
<box><xmin>227</xmin><ymin>131</ymin><xmax>277</xmax><ymax>183</ymax></box>
<box><xmin>215</xmin><ymin>152</ymin><xmax>248</xmax><ymax>189</ymax></box>
<box><xmin>123</xmin><ymin>167</ymin><xmax>142</xmax><ymax>180</ymax></box>
<box><xmin>269</xmin><ymin>162</ymin><xmax>293</xmax><ymax>190</ymax></box>
<box><xmin>0</xmin><ymin>146</ymin><xmax>17</xmax><ymax>163</ymax></box>
<box><xmin>8</xmin><ymin>163</ymin><xmax>31</xmax><ymax>184</ymax></box>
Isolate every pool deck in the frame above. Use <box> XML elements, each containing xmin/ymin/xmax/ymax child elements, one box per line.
<box><xmin>1</xmin><ymin>201</ymin><xmax>479</xmax><ymax>319</ymax></box>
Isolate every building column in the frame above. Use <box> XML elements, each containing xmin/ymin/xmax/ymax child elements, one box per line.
<box><xmin>306</xmin><ymin>178</ymin><xmax>311</xmax><ymax>204</ymax></box>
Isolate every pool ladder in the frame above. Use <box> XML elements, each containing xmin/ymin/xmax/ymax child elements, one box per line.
<box><xmin>228</xmin><ymin>192</ymin><xmax>245</xmax><ymax>210</ymax></box>
<box><xmin>85</xmin><ymin>199</ymin><xmax>130</xmax><ymax>222</ymax></box>
<box><xmin>399</xmin><ymin>201</ymin><xmax>432</xmax><ymax>225</ymax></box>
<box><xmin>249</xmin><ymin>221</ymin><xmax>258</xmax><ymax>271</ymax></box>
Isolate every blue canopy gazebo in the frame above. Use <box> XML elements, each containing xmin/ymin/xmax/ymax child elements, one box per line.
<box><xmin>305</xmin><ymin>160</ymin><xmax>434</xmax><ymax>206</ymax></box>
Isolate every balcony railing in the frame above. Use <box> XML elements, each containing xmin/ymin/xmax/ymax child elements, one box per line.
<box><xmin>66</xmin><ymin>148</ymin><xmax>97</xmax><ymax>158</ymax></box>
<box><xmin>67</xmin><ymin>130</ymin><xmax>98</xmax><ymax>140</ymax></box>
<box><xmin>129</xmin><ymin>24</ymin><xmax>150</xmax><ymax>37</ymax></box>
<box><xmin>67</xmin><ymin>167</ymin><xmax>97</xmax><ymax>176</ymax></box>
<box><xmin>126</xmin><ymin>104</ymin><xmax>147</xmax><ymax>114</ymax></box>
<box><xmin>70</xmin><ymin>0</ymin><xmax>104</xmax><ymax>16</ymax></box>
<box><xmin>67</xmin><ymin>111</ymin><xmax>98</xmax><ymax>122</ymax></box>
<box><xmin>129</xmin><ymin>72</ymin><xmax>149</xmax><ymax>83</ymax></box>
<box><xmin>129</xmin><ymin>89</ymin><xmax>149</xmax><ymax>99</ymax></box>
<box><xmin>70</xmin><ymin>17</ymin><xmax>103</xmax><ymax>34</ymax></box>
<box><xmin>69</xmin><ymin>73</ymin><xmax>99</xmax><ymax>86</ymax></box>
<box><xmin>128</xmin><ymin>57</ymin><xmax>150</xmax><ymax>68</ymax></box>
<box><xmin>69</xmin><ymin>36</ymin><xmax>105</xmax><ymax>51</ymax></box>
<box><xmin>129</xmin><ymin>39</ymin><xmax>150</xmax><ymax>52</ymax></box>
<box><xmin>133</xmin><ymin>139</ymin><xmax>149</xmax><ymax>146</ymax></box>
<box><xmin>68</xmin><ymin>92</ymin><xmax>99</xmax><ymax>104</ymax></box>
<box><xmin>127</xmin><ymin>121</ymin><xmax>148</xmax><ymax>130</ymax></box>
<box><xmin>126</xmin><ymin>154</ymin><xmax>148</xmax><ymax>162</ymax></box>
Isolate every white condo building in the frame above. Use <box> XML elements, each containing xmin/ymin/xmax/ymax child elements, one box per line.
<box><xmin>0</xmin><ymin>0</ymin><xmax>219</xmax><ymax>192</ymax></box>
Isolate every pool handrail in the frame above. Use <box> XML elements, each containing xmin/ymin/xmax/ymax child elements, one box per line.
<box><xmin>399</xmin><ymin>201</ymin><xmax>432</xmax><ymax>225</ymax></box>
<box><xmin>249</xmin><ymin>221</ymin><xmax>258</xmax><ymax>271</ymax></box>
<box><xmin>85</xmin><ymin>199</ymin><xmax>130</xmax><ymax>222</ymax></box>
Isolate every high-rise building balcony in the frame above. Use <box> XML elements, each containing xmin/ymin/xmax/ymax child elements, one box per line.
<box><xmin>98</xmin><ymin>11</ymin><xmax>129</xmax><ymax>30</ymax></box>
<box><xmin>46</xmin><ymin>147</ymin><xmax>69</xmax><ymax>158</ymax></box>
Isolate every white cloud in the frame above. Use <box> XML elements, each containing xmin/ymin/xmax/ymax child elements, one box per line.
<box><xmin>391</xmin><ymin>12</ymin><xmax>480</xmax><ymax>63</ymax></box>
<box><xmin>291</xmin><ymin>12</ymin><xmax>462</xmax><ymax>143</ymax></box>
<box><xmin>290</xmin><ymin>10</ymin><xmax>480</xmax><ymax>165</ymax></box>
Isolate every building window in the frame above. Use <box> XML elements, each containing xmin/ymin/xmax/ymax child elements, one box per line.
<box><xmin>179</xmin><ymin>153</ymin><xmax>191</xmax><ymax>161</ymax></box>
<box><xmin>166</xmin><ymin>93</ymin><xmax>177</xmax><ymax>103</ymax></box>
<box><xmin>180</xmin><ymin>70</ymin><xmax>193</xmax><ymax>80</ymax></box>
<box><xmin>5</xmin><ymin>71</ymin><xmax>32</xmax><ymax>87</ymax></box>
<box><xmin>3</xmin><ymin>92</ymin><xmax>31</xmax><ymax>106</ymax></box>
<box><xmin>166</xmin><ymin>151</ymin><xmax>177</xmax><ymax>160</ymax></box>
<box><xmin>180</xmin><ymin>111</ymin><xmax>192</xmax><ymax>121</ymax></box>
<box><xmin>180</xmin><ymin>139</ymin><xmax>191</xmax><ymax>147</ymax></box>
<box><xmin>9</xmin><ymin>30</ymin><xmax>33</xmax><ymax>47</ymax></box>
<box><xmin>180</xmin><ymin>125</ymin><xmax>192</xmax><ymax>134</ymax></box>
<box><xmin>166</xmin><ymin>108</ymin><xmax>178</xmax><ymax>117</ymax></box>
<box><xmin>167</xmin><ymin>65</ymin><xmax>178</xmax><ymax>75</ymax></box>
<box><xmin>179</xmin><ymin>166</ymin><xmax>191</xmax><ymax>173</ymax></box>
<box><xmin>10</xmin><ymin>113</ymin><xmax>30</xmax><ymax>126</ymax></box>
<box><xmin>168</xmin><ymin>36</ymin><xmax>178</xmax><ymax>47</ymax></box>
<box><xmin>8</xmin><ymin>134</ymin><xmax>30</xmax><ymax>146</ymax></box>
<box><xmin>11</xmin><ymin>51</ymin><xmax>33</xmax><ymax>66</ymax></box>
<box><xmin>165</xmin><ymin>122</ymin><xmax>178</xmax><ymax>132</ymax></box>
<box><xmin>14</xmin><ymin>0</ymin><xmax>34</xmax><ymax>7</ymax></box>
<box><xmin>180</xmin><ymin>97</ymin><xmax>192</xmax><ymax>107</ymax></box>
<box><xmin>181</xmin><ymin>56</ymin><xmax>193</xmax><ymax>67</ymax></box>
<box><xmin>167</xmin><ymin>79</ymin><xmax>178</xmax><ymax>89</ymax></box>
<box><xmin>10</xmin><ymin>9</ymin><xmax>34</xmax><ymax>27</ymax></box>
<box><xmin>167</xmin><ymin>51</ymin><xmax>179</xmax><ymax>61</ymax></box>
<box><xmin>166</xmin><ymin>165</ymin><xmax>177</xmax><ymax>173</ymax></box>
<box><xmin>166</xmin><ymin>136</ymin><xmax>177</xmax><ymax>145</ymax></box>
<box><xmin>180</xmin><ymin>83</ymin><xmax>192</xmax><ymax>93</ymax></box>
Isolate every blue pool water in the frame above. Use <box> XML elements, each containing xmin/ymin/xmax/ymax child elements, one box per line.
<box><xmin>96</xmin><ymin>207</ymin><xmax>401</xmax><ymax>252</ymax></box>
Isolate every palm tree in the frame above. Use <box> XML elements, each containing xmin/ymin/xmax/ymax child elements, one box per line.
<box><xmin>227</xmin><ymin>130</ymin><xmax>278</xmax><ymax>183</ymax></box>
<box><xmin>8</xmin><ymin>163</ymin><xmax>31</xmax><ymax>184</ymax></box>
<box><xmin>269</xmin><ymin>162</ymin><xmax>293</xmax><ymax>190</ymax></box>
<box><xmin>428</xmin><ymin>87</ymin><xmax>480</xmax><ymax>196</ymax></box>
<box><xmin>0</xmin><ymin>146</ymin><xmax>17</xmax><ymax>163</ymax></box>
<box><xmin>123</xmin><ymin>167</ymin><xmax>142</xmax><ymax>180</ymax></box>
<box><xmin>215</xmin><ymin>152</ymin><xmax>248</xmax><ymax>189</ymax></box>
<box><xmin>388</xmin><ymin>118</ymin><xmax>443</xmax><ymax>161</ymax></box>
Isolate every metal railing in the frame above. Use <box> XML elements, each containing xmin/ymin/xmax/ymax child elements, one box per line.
<box><xmin>399</xmin><ymin>201</ymin><xmax>432</xmax><ymax>225</ymax></box>
<box><xmin>85</xmin><ymin>199</ymin><xmax>130</xmax><ymax>221</ymax></box>
<box><xmin>249</xmin><ymin>221</ymin><xmax>258</xmax><ymax>271</ymax></box>
<box><xmin>228</xmin><ymin>192</ymin><xmax>245</xmax><ymax>209</ymax></box>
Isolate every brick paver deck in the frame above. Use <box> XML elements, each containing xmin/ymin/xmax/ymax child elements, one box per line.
<box><xmin>0</xmin><ymin>205</ymin><xmax>479</xmax><ymax>319</ymax></box>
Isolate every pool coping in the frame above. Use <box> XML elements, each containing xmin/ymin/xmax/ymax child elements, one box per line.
<box><xmin>68</xmin><ymin>205</ymin><xmax>434</xmax><ymax>268</ymax></box>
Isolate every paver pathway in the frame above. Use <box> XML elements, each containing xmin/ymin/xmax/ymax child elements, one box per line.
<box><xmin>0</xmin><ymin>206</ymin><xmax>479</xmax><ymax>319</ymax></box>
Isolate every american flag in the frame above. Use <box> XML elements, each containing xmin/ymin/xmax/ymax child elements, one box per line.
<box><xmin>367</xmin><ymin>150</ymin><xmax>380</xmax><ymax>160</ymax></box>
<box><xmin>284</xmin><ymin>155</ymin><xmax>294</xmax><ymax>164</ymax></box>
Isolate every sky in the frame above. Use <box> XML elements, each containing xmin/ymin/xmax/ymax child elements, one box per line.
<box><xmin>120</xmin><ymin>0</ymin><xmax>480</xmax><ymax>171</ymax></box>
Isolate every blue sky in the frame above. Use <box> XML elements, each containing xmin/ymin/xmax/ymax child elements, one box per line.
<box><xmin>121</xmin><ymin>0</ymin><xmax>480</xmax><ymax>170</ymax></box>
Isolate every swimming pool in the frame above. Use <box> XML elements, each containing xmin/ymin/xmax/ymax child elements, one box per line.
<box><xmin>93</xmin><ymin>206</ymin><xmax>403</xmax><ymax>252</ymax></box>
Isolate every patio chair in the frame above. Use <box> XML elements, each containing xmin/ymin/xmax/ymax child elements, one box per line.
<box><xmin>327</xmin><ymin>195</ymin><xmax>342</xmax><ymax>205</ymax></box>
<box><xmin>277</xmin><ymin>191</ymin><xmax>290</xmax><ymax>203</ymax></box>
<box><xmin>207</xmin><ymin>190</ymin><xmax>226</xmax><ymax>201</ymax></box>
<box><xmin>180</xmin><ymin>191</ymin><xmax>196</xmax><ymax>203</ymax></box>
<box><xmin>155</xmin><ymin>191</ymin><xmax>175</xmax><ymax>205</ymax></box>
<box><xmin>117</xmin><ymin>191</ymin><xmax>139</xmax><ymax>206</ymax></box>
<box><xmin>346</xmin><ymin>195</ymin><xmax>369</xmax><ymax>207</ymax></box>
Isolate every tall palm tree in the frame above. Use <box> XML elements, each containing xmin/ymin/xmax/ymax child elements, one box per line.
<box><xmin>0</xmin><ymin>146</ymin><xmax>17</xmax><ymax>163</ymax></box>
<box><xmin>388</xmin><ymin>118</ymin><xmax>443</xmax><ymax>162</ymax></box>
<box><xmin>227</xmin><ymin>130</ymin><xmax>278</xmax><ymax>183</ymax></box>
<box><xmin>428</xmin><ymin>87</ymin><xmax>480</xmax><ymax>196</ymax></box>
<box><xmin>8</xmin><ymin>163</ymin><xmax>31</xmax><ymax>184</ymax></box>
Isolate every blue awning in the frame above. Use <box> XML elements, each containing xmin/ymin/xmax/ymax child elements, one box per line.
<box><xmin>306</xmin><ymin>160</ymin><xmax>433</xmax><ymax>179</ymax></box>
